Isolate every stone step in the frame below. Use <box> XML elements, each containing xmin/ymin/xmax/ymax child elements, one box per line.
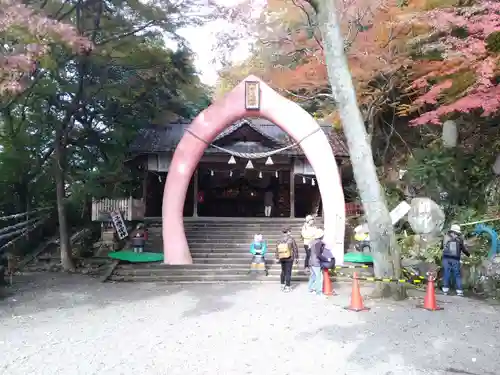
<box><xmin>113</xmin><ymin>260</ymin><xmax>373</xmax><ymax>274</ymax></box>
<box><xmin>187</xmin><ymin>258</ymin><xmax>295</xmax><ymax>265</ymax></box>
<box><xmin>113</xmin><ymin>267</ymin><xmax>307</xmax><ymax>277</ymax></box>
<box><xmin>116</xmin><ymin>263</ymin><xmax>250</xmax><ymax>270</ymax></box>
<box><xmin>187</xmin><ymin>248</ymin><xmax>286</xmax><ymax>253</ymax></box>
<box><xmin>149</xmin><ymin>224</ymin><xmax>315</xmax><ymax>230</ymax></box>
<box><xmin>182</xmin><ymin>239</ymin><xmax>300</xmax><ymax>245</ymax></box>
<box><xmin>109</xmin><ymin>274</ymin><xmax>311</xmax><ymax>283</ymax></box>
<box><xmin>148</xmin><ymin>223</ymin><xmax>317</xmax><ymax>230</ymax></box>
<box><xmin>184</xmin><ymin>231</ymin><xmax>300</xmax><ymax>240</ymax></box>
<box><xmin>145</xmin><ymin>242</ymin><xmax>306</xmax><ymax>248</ymax></box>
<box><xmin>184</xmin><ymin>231</ymin><xmax>300</xmax><ymax>236</ymax></box>
<box><xmin>150</xmin><ymin>230</ymin><xmax>306</xmax><ymax>236</ymax></box>
<box><xmin>178</xmin><ymin>218</ymin><xmax>321</xmax><ymax>223</ymax></box>
<box><xmin>183</xmin><ymin>222</ymin><xmax>309</xmax><ymax>226</ymax></box>
<box><xmin>149</xmin><ymin>236</ymin><xmax>306</xmax><ymax>242</ymax></box>
<box><xmin>190</xmin><ymin>252</ymin><xmax>295</xmax><ymax>259</ymax></box>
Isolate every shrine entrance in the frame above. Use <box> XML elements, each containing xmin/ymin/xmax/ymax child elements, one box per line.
<box><xmin>198</xmin><ymin>166</ymin><xmax>285</xmax><ymax>217</ymax></box>
<box><xmin>162</xmin><ymin>76</ymin><xmax>346</xmax><ymax>265</ymax></box>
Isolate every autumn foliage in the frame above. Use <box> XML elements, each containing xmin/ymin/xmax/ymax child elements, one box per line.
<box><xmin>407</xmin><ymin>0</ymin><xmax>500</xmax><ymax>125</ymax></box>
<box><xmin>217</xmin><ymin>0</ymin><xmax>500</xmax><ymax>127</ymax></box>
<box><xmin>217</xmin><ymin>0</ymin><xmax>420</xmax><ymax>125</ymax></box>
<box><xmin>0</xmin><ymin>0</ymin><xmax>92</xmax><ymax>94</ymax></box>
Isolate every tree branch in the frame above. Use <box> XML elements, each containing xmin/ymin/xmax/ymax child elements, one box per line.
<box><xmin>96</xmin><ymin>21</ymin><xmax>157</xmax><ymax>46</ymax></box>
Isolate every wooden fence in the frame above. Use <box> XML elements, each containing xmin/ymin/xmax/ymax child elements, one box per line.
<box><xmin>91</xmin><ymin>197</ymin><xmax>145</xmax><ymax>222</ymax></box>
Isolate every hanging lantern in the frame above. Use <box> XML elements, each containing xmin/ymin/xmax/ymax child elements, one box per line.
<box><xmin>228</xmin><ymin>155</ymin><xmax>236</xmax><ymax>164</ymax></box>
<box><xmin>302</xmin><ymin>176</ymin><xmax>306</xmax><ymax>184</ymax></box>
<box><xmin>258</xmin><ymin>171</ymin><xmax>263</xmax><ymax>179</ymax></box>
<box><xmin>312</xmin><ymin>178</ymin><xmax>316</xmax><ymax>186</ymax></box>
<box><xmin>229</xmin><ymin>170</ymin><xmax>233</xmax><ymax>177</ymax></box>
<box><xmin>265</xmin><ymin>156</ymin><xmax>274</xmax><ymax>165</ymax></box>
<box><xmin>275</xmin><ymin>171</ymin><xmax>278</xmax><ymax>178</ymax></box>
<box><xmin>210</xmin><ymin>170</ymin><xmax>214</xmax><ymax>176</ymax></box>
<box><xmin>245</xmin><ymin>160</ymin><xmax>254</xmax><ymax>169</ymax></box>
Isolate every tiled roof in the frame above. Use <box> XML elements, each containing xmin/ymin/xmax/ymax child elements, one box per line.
<box><xmin>129</xmin><ymin>118</ymin><xmax>349</xmax><ymax>157</ymax></box>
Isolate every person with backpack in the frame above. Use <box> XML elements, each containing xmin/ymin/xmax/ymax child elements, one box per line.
<box><xmin>308</xmin><ymin>229</ymin><xmax>334</xmax><ymax>296</ymax></box>
<box><xmin>442</xmin><ymin>224</ymin><xmax>470</xmax><ymax>296</ymax></box>
<box><xmin>249</xmin><ymin>233</ymin><xmax>268</xmax><ymax>276</ymax></box>
<box><xmin>275</xmin><ymin>227</ymin><xmax>299</xmax><ymax>292</ymax></box>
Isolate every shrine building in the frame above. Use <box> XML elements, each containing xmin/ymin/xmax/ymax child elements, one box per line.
<box><xmin>126</xmin><ymin>118</ymin><xmax>358</xmax><ymax>219</ymax></box>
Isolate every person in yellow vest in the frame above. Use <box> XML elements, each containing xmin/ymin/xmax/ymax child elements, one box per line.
<box><xmin>301</xmin><ymin>215</ymin><xmax>317</xmax><ymax>272</ymax></box>
<box><xmin>354</xmin><ymin>224</ymin><xmax>371</xmax><ymax>252</ymax></box>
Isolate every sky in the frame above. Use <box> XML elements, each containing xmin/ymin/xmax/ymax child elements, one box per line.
<box><xmin>171</xmin><ymin>0</ymin><xmax>265</xmax><ymax>87</ymax></box>
<box><xmin>178</xmin><ymin>21</ymin><xmax>233</xmax><ymax>86</ymax></box>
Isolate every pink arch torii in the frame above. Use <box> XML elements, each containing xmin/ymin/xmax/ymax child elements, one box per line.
<box><xmin>162</xmin><ymin>75</ymin><xmax>346</xmax><ymax>265</ymax></box>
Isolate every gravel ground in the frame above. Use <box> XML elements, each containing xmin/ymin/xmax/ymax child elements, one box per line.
<box><xmin>1</xmin><ymin>273</ymin><xmax>500</xmax><ymax>375</ymax></box>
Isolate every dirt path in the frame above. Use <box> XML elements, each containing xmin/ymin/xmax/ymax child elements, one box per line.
<box><xmin>1</xmin><ymin>273</ymin><xmax>499</xmax><ymax>375</ymax></box>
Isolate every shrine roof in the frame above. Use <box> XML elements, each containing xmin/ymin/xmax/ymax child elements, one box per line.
<box><xmin>129</xmin><ymin>118</ymin><xmax>349</xmax><ymax>157</ymax></box>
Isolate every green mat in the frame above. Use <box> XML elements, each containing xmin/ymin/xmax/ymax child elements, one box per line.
<box><xmin>108</xmin><ymin>251</ymin><xmax>164</xmax><ymax>263</ymax></box>
<box><xmin>344</xmin><ymin>252</ymin><xmax>373</xmax><ymax>264</ymax></box>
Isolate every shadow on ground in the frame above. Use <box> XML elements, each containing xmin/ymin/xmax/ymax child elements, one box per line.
<box><xmin>0</xmin><ymin>272</ymin><xmax>247</xmax><ymax>319</ymax></box>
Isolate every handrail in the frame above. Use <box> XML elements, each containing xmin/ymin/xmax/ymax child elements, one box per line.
<box><xmin>0</xmin><ymin>216</ymin><xmax>41</xmax><ymax>237</ymax></box>
<box><xmin>0</xmin><ymin>216</ymin><xmax>49</xmax><ymax>255</ymax></box>
<box><xmin>0</xmin><ymin>207</ymin><xmax>51</xmax><ymax>222</ymax></box>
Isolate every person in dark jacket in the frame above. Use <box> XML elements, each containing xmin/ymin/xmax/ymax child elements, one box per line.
<box><xmin>442</xmin><ymin>224</ymin><xmax>470</xmax><ymax>296</ymax></box>
<box><xmin>264</xmin><ymin>190</ymin><xmax>274</xmax><ymax>217</ymax></box>
<box><xmin>275</xmin><ymin>227</ymin><xmax>299</xmax><ymax>292</ymax></box>
<box><xmin>307</xmin><ymin>229</ymin><xmax>331</xmax><ymax>296</ymax></box>
<box><xmin>132</xmin><ymin>223</ymin><xmax>146</xmax><ymax>253</ymax></box>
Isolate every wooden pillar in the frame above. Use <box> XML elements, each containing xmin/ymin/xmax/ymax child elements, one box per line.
<box><xmin>193</xmin><ymin>168</ymin><xmax>199</xmax><ymax>217</ymax></box>
<box><xmin>290</xmin><ymin>162</ymin><xmax>295</xmax><ymax>218</ymax></box>
<box><xmin>142</xmin><ymin>166</ymin><xmax>148</xmax><ymax>216</ymax></box>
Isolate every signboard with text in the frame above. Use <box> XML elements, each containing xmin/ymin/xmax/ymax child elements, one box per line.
<box><xmin>110</xmin><ymin>210</ymin><xmax>128</xmax><ymax>240</ymax></box>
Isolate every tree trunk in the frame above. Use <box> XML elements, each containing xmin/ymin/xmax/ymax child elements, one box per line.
<box><xmin>54</xmin><ymin>126</ymin><xmax>75</xmax><ymax>272</ymax></box>
<box><xmin>317</xmin><ymin>0</ymin><xmax>405</xmax><ymax>299</ymax></box>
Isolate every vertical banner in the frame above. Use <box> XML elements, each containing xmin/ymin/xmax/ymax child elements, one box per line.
<box><xmin>110</xmin><ymin>210</ymin><xmax>128</xmax><ymax>240</ymax></box>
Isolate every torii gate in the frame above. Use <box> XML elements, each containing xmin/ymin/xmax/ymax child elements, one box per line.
<box><xmin>162</xmin><ymin>76</ymin><xmax>346</xmax><ymax>265</ymax></box>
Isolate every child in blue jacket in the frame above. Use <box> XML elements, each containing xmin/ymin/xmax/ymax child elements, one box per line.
<box><xmin>250</xmin><ymin>234</ymin><xmax>268</xmax><ymax>276</ymax></box>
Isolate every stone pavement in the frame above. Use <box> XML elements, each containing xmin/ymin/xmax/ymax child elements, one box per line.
<box><xmin>1</xmin><ymin>273</ymin><xmax>500</xmax><ymax>375</ymax></box>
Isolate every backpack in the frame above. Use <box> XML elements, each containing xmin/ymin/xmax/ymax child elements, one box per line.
<box><xmin>277</xmin><ymin>241</ymin><xmax>292</xmax><ymax>260</ymax></box>
<box><xmin>320</xmin><ymin>244</ymin><xmax>336</xmax><ymax>269</ymax></box>
<box><xmin>253</xmin><ymin>242</ymin><xmax>263</xmax><ymax>254</ymax></box>
<box><xmin>443</xmin><ymin>235</ymin><xmax>461</xmax><ymax>258</ymax></box>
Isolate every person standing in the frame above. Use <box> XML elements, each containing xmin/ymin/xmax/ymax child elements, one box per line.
<box><xmin>308</xmin><ymin>229</ymin><xmax>332</xmax><ymax>296</ymax></box>
<box><xmin>276</xmin><ymin>227</ymin><xmax>299</xmax><ymax>292</ymax></box>
<box><xmin>442</xmin><ymin>224</ymin><xmax>470</xmax><ymax>296</ymax></box>
<box><xmin>249</xmin><ymin>233</ymin><xmax>268</xmax><ymax>276</ymax></box>
<box><xmin>264</xmin><ymin>189</ymin><xmax>273</xmax><ymax>217</ymax></box>
<box><xmin>131</xmin><ymin>223</ymin><xmax>147</xmax><ymax>253</ymax></box>
<box><xmin>301</xmin><ymin>215</ymin><xmax>317</xmax><ymax>272</ymax></box>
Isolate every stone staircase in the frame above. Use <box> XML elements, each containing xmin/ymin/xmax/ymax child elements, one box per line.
<box><xmin>110</xmin><ymin>218</ymin><xmax>322</xmax><ymax>283</ymax></box>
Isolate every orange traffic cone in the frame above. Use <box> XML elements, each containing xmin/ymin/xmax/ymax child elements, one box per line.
<box><xmin>418</xmin><ymin>278</ymin><xmax>443</xmax><ymax>311</ymax></box>
<box><xmin>344</xmin><ymin>272</ymin><xmax>370</xmax><ymax>312</ymax></box>
<box><xmin>322</xmin><ymin>268</ymin><xmax>337</xmax><ymax>296</ymax></box>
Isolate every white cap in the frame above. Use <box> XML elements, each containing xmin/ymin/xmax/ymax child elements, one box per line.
<box><xmin>305</xmin><ymin>215</ymin><xmax>314</xmax><ymax>222</ymax></box>
<box><xmin>315</xmin><ymin>229</ymin><xmax>324</xmax><ymax>239</ymax></box>
<box><xmin>254</xmin><ymin>234</ymin><xmax>263</xmax><ymax>242</ymax></box>
<box><xmin>450</xmin><ymin>224</ymin><xmax>461</xmax><ymax>234</ymax></box>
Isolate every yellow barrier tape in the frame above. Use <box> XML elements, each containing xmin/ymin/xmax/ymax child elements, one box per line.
<box><xmin>334</xmin><ymin>271</ymin><xmax>427</xmax><ymax>285</ymax></box>
<box><xmin>335</xmin><ymin>265</ymin><xmax>370</xmax><ymax>269</ymax></box>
